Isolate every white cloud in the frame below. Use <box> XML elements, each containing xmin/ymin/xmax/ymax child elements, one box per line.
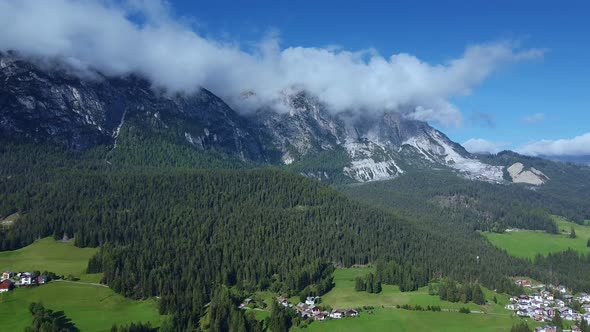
<box><xmin>463</xmin><ymin>138</ymin><xmax>509</xmax><ymax>154</ymax></box>
<box><xmin>516</xmin><ymin>132</ymin><xmax>590</xmax><ymax>157</ymax></box>
<box><xmin>0</xmin><ymin>0</ymin><xmax>543</xmax><ymax>126</ymax></box>
<box><xmin>522</xmin><ymin>112</ymin><xmax>545</xmax><ymax>123</ymax></box>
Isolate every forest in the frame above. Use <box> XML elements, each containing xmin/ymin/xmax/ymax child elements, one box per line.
<box><xmin>2</xmin><ymin>140</ymin><xmax>590</xmax><ymax>330</ymax></box>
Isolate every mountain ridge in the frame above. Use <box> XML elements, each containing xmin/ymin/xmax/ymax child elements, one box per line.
<box><xmin>1</xmin><ymin>52</ymin><xmax>584</xmax><ymax>185</ymax></box>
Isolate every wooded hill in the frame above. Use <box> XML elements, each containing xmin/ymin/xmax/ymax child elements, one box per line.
<box><xmin>1</xmin><ymin>140</ymin><xmax>589</xmax><ymax>330</ymax></box>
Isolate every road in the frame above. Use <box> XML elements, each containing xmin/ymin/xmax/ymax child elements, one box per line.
<box><xmin>53</xmin><ymin>279</ymin><xmax>109</xmax><ymax>288</ymax></box>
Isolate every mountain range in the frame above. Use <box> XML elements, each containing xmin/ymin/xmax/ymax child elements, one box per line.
<box><xmin>0</xmin><ymin>51</ymin><xmax>572</xmax><ymax>186</ymax></box>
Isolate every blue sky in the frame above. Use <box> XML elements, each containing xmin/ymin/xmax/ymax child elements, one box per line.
<box><xmin>2</xmin><ymin>0</ymin><xmax>589</xmax><ymax>156</ymax></box>
<box><xmin>172</xmin><ymin>0</ymin><xmax>590</xmax><ymax>154</ymax></box>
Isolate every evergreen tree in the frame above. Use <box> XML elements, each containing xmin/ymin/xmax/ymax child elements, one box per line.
<box><xmin>580</xmin><ymin>318</ymin><xmax>590</xmax><ymax>332</ymax></box>
<box><xmin>25</xmin><ymin>302</ymin><xmax>79</xmax><ymax>332</ymax></box>
<box><xmin>471</xmin><ymin>285</ymin><xmax>486</xmax><ymax>305</ymax></box>
<box><xmin>269</xmin><ymin>302</ymin><xmax>291</xmax><ymax>332</ymax></box>
<box><xmin>570</xmin><ymin>226</ymin><xmax>577</xmax><ymax>238</ymax></box>
<box><xmin>354</xmin><ymin>276</ymin><xmax>365</xmax><ymax>292</ymax></box>
<box><xmin>510</xmin><ymin>322</ymin><xmax>532</xmax><ymax>332</ymax></box>
<box><xmin>552</xmin><ymin>310</ymin><xmax>563</xmax><ymax>329</ymax></box>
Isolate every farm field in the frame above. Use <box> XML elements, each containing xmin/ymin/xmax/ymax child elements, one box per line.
<box><xmin>0</xmin><ymin>237</ymin><xmax>100</xmax><ymax>282</ymax></box>
<box><xmin>0</xmin><ymin>281</ymin><xmax>162</xmax><ymax>332</ymax></box>
<box><xmin>483</xmin><ymin>216</ymin><xmax>590</xmax><ymax>259</ymax></box>
<box><xmin>296</xmin><ymin>308</ymin><xmax>523</xmax><ymax>332</ymax></box>
<box><xmin>293</xmin><ymin>268</ymin><xmax>529</xmax><ymax>331</ymax></box>
<box><xmin>0</xmin><ymin>237</ymin><xmax>163</xmax><ymax>330</ymax></box>
<box><xmin>321</xmin><ymin>268</ymin><xmax>503</xmax><ymax>312</ymax></box>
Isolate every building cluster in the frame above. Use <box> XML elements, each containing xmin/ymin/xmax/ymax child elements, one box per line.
<box><xmin>506</xmin><ymin>281</ymin><xmax>590</xmax><ymax>326</ymax></box>
<box><xmin>0</xmin><ymin>270</ymin><xmax>48</xmax><ymax>292</ymax></box>
<box><xmin>276</xmin><ymin>296</ymin><xmax>358</xmax><ymax>321</ymax></box>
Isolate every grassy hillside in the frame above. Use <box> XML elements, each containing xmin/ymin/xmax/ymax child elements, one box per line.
<box><xmin>483</xmin><ymin>216</ymin><xmax>590</xmax><ymax>259</ymax></box>
<box><xmin>0</xmin><ymin>237</ymin><xmax>100</xmax><ymax>282</ymax></box>
<box><xmin>296</xmin><ymin>268</ymin><xmax>524</xmax><ymax>332</ymax></box>
<box><xmin>0</xmin><ymin>282</ymin><xmax>162</xmax><ymax>332</ymax></box>
<box><xmin>322</xmin><ymin>268</ymin><xmax>506</xmax><ymax>312</ymax></box>
<box><xmin>0</xmin><ymin>237</ymin><xmax>163</xmax><ymax>330</ymax></box>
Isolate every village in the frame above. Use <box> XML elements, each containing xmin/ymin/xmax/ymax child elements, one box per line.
<box><xmin>238</xmin><ymin>295</ymin><xmax>359</xmax><ymax>322</ymax></box>
<box><xmin>505</xmin><ymin>280</ymin><xmax>590</xmax><ymax>332</ymax></box>
<box><xmin>0</xmin><ymin>270</ymin><xmax>50</xmax><ymax>293</ymax></box>
<box><xmin>275</xmin><ymin>296</ymin><xmax>359</xmax><ymax>321</ymax></box>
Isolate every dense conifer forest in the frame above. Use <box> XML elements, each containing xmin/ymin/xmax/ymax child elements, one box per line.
<box><xmin>2</xmin><ymin>140</ymin><xmax>590</xmax><ymax>330</ymax></box>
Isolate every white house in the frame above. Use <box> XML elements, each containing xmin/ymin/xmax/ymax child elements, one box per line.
<box><xmin>1</xmin><ymin>271</ymin><xmax>14</xmax><ymax>281</ymax></box>
<box><xmin>18</xmin><ymin>273</ymin><xmax>32</xmax><ymax>286</ymax></box>
<box><xmin>329</xmin><ymin>310</ymin><xmax>343</xmax><ymax>319</ymax></box>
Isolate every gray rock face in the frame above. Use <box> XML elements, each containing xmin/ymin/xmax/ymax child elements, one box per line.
<box><xmin>0</xmin><ymin>52</ymin><xmax>264</xmax><ymax>160</ymax></box>
<box><xmin>251</xmin><ymin>91</ymin><xmax>502</xmax><ymax>182</ymax></box>
<box><xmin>0</xmin><ymin>52</ymin><xmax>507</xmax><ymax>183</ymax></box>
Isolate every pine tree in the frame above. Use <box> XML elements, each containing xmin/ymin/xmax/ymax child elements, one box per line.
<box><xmin>471</xmin><ymin>285</ymin><xmax>486</xmax><ymax>305</ymax></box>
<box><xmin>552</xmin><ymin>310</ymin><xmax>563</xmax><ymax>329</ymax></box>
<box><xmin>269</xmin><ymin>302</ymin><xmax>292</xmax><ymax>332</ymax></box>
<box><xmin>510</xmin><ymin>321</ymin><xmax>532</xmax><ymax>332</ymax></box>
<box><xmin>354</xmin><ymin>276</ymin><xmax>365</xmax><ymax>292</ymax></box>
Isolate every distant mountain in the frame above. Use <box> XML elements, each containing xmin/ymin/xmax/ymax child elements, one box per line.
<box><xmin>1</xmin><ymin>52</ymin><xmax>586</xmax><ymax>185</ymax></box>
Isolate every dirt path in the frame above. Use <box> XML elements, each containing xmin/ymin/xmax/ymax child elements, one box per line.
<box><xmin>53</xmin><ymin>279</ymin><xmax>109</xmax><ymax>288</ymax></box>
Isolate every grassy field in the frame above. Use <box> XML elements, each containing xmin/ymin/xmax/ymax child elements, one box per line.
<box><xmin>0</xmin><ymin>237</ymin><xmax>101</xmax><ymax>282</ymax></box>
<box><xmin>321</xmin><ymin>268</ymin><xmax>502</xmax><ymax>312</ymax></box>
<box><xmin>483</xmin><ymin>216</ymin><xmax>590</xmax><ymax>259</ymax></box>
<box><xmin>0</xmin><ymin>282</ymin><xmax>162</xmax><ymax>332</ymax></box>
<box><xmin>296</xmin><ymin>308</ymin><xmax>524</xmax><ymax>332</ymax></box>
<box><xmin>0</xmin><ymin>237</ymin><xmax>163</xmax><ymax>330</ymax></box>
<box><xmin>295</xmin><ymin>268</ymin><xmax>529</xmax><ymax>331</ymax></box>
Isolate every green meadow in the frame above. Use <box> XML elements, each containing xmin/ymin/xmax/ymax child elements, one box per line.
<box><xmin>0</xmin><ymin>282</ymin><xmax>162</xmax><ymax>332</ymax></box>
<box><xmin>296</xmin><ymin>308</ymin><xmax>522</xmax><ymax>332</ymax></box>
<box><xmin>484</xmin><ymin>216</ymin><xmax>590</xmax><ymax>259</ymax></box>
<box><xmin>0</xmin><ymin>238</ymin><xmax>163</xmax><ymax>331</ymax></box>
<box><xmin>0</xmin><ymin>237</ymin><xmax>101</xmax><ymax>282</ymax></box>
<box><xmin>295</xmin><ymin>268</ymin><xmax>526</xmax><ymax>332</ymax></box>
<box><xmin>322</xmin><ymin>268</ymin><xmax>498</xmax><ymax>312</ymax></box>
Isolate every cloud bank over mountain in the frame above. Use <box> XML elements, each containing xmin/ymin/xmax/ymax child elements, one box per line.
<box><xmin>463</xmin><ymin>138</ymin><xmax>509</xmax><ymax>154</ymax></box>
<box><xmin>0</xmin><ymin>0</ymin><xmax>543</xmax><ymax>126</ymax></box>
<box><xmin>517</xmin><ymin>132</ymin><xmax>590</xmax><ymax>157</ymax></box>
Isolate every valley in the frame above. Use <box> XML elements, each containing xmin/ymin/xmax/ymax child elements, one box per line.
<box><xmin>1</xmin><ymin>50</ymin><xmax>590</xmax><ymax>332</ymax></box>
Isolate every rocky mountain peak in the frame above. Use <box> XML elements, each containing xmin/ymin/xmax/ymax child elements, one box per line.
<box><xmin>0</xmin><ymin>54</ymin><xmax>539</xmax><ymax>185</ymax></box>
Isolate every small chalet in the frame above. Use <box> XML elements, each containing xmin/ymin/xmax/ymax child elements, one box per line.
<box><xmin>1</xmin><ymin>271</ymin><xmax>14</xmax><ymax>280</ymax></box>
<box><xmin>534</xmin><ymin>326</ymin><xmax>557</xmax><ymax>332</ymax></box>
<box><xmin>0</xmin><ymin>279</ymin><xmax>14</xmax><ymax>292</ymax></box>
<box><xmin>311</xmin><ymin>306</ymin><xmax>321</xmax><ymax>315</ymax></box>
<box><xmin>36</xmin><ymin>275</ymin><xmax>48</xmax><ymax>285</ymax></box>
<box><xmin>345</xmin><ymin>309</ymin><xmax>359</xmax><ymax>317</ymax></box>
<box><xmin>19</xmin><ymin>272</ymin><xmax>32</xmax><ymax>286</ymax></box>
<box><xmin>18</xmin><ymin>272</ymin><xmax>33</xmax><ymax>286</ymax></box>
<box><xmin>313</xmin><ymin>313</ymin><xmax>326</xmax><ymax>321</ymax></box>
<box><xmin>329</xmin><ymin>310</ymin><xmax>343</xmax><ymax>319</ymax></box>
